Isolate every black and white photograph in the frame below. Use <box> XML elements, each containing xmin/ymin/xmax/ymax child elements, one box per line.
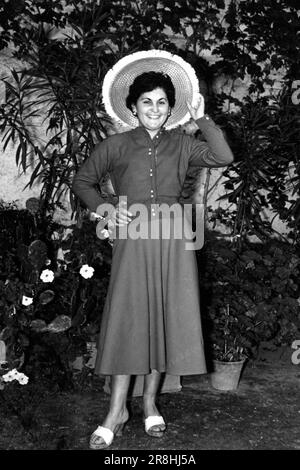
<box><xmin>0</xmin><ymin>0</ymin><xmax>299</xmax><ymax>456</ymax></box>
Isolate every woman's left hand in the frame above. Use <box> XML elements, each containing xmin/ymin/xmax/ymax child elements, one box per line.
<box><xmin>186</xmin><ymin>92</ymin><xmax>205</xmax><ymax>121</ymax></box>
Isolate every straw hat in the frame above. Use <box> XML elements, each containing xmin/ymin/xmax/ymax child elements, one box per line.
<box><xmin>102</xmin><ymin>50</ymin><xmax>199</xmax><ymax>130</ymax></box>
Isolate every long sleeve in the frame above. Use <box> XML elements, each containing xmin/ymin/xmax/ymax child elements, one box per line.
<box><xmin>72</xmin><ymin>140</ymin><xmax>113</xmax><ymax>213</ymax></box>
<box><xmin>73</xmin><ymin>120</ymin><xmax>234</xmax><ymax>212</ymax></box>
<box><xmin>189</xmin><ymin>116</ymin><xmax>234</xmax><ymax>168</ymax></box>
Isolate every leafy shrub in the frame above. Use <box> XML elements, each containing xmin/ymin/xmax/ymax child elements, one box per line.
<box><xmin>0</xmin><ymin>200</ymin><xmax>111</xmax><ymax>390</ymax></box>
<box><xmin>198</xmin><ymin>235</ymin><xmax>300</xmax><ymax>361</ymax></box>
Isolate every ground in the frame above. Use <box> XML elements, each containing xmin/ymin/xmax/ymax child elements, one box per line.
<box><xmin>1</xmin><ymin>351</ymin><xmax>300</xmax><ymax>451</ymax></box>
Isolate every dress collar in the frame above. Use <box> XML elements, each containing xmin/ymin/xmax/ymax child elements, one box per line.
<box><xmin>131</xmin><ymin>126</ymin><xmax>166</xmax><ymax>143</ymax></box>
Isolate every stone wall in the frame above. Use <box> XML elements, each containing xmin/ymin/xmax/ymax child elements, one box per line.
<box><xmin>0</xmin><ymin>50</ymin><xmax>43</xmax><ymax>206</ymax></box>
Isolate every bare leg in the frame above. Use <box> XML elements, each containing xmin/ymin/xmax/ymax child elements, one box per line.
<box><xmin>143</xmin><ymin>369</ymin><xmax>166</xmax><ymax>434</ymax></box>
<box><xmin>101</xmin><ymin>374</ymin><xmax>131</xmax><ymax>430</ymax></box>
<box><xmin>90</xmin><ymin>374</ymin><xmax>131</xmax><ymax>449</ymax></box>
<box><xmin>143</xmin><ymin>369</ymin><xmax>161</xmax><ymax>417</ymax></box>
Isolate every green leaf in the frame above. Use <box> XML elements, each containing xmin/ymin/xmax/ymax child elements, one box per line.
<box><xmin>28</xmin><ymin>240</ymin><xmax>48</xmax><ymax>270</ymax></box>
<box><xmin>47</xmin><ymin>315</ymin><xmax>72</xmax><ymax>333</ymax></box>
<box><xmin>30</xmin><ymin>319</ymin><xmax>48</xmax><ymax>332</ymax></box>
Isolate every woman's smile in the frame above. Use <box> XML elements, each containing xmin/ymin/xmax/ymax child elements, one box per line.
<box><xmin>133</xmin><ymin>88</ymin><xmax>170</xmax><ymax>137</ymax></box>
<box><xmin>147</xmin><ymin>115</ymin><xmax>162</xmax><ymax>121</ymax></box>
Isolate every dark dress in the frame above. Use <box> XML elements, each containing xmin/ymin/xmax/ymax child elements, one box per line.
<box><xmin>72</xmin><ymin>116</ymin><xmax>233</xmax><ymax>375</ymax></box>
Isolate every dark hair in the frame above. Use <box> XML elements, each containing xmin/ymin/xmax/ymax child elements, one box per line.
<box><xmin>126</xmin><ymin>71</ymin><xmax>176</xmax><ymax>111</ymax></box>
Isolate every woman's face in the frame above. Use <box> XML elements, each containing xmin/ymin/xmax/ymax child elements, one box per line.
<box><xmin>132</xmin><ymin>87</ymin><xmax>170</xmax><ymax>137</ymax></box>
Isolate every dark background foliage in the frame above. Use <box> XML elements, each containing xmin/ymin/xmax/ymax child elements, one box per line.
<box><xmin>197</xmin><ymin>234</ymin><xmax>300</xmax><ymax>362</ymax></box>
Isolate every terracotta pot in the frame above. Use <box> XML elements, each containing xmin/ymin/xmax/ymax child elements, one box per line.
<box><xmin>210</xmin><ymin>359</ymin><xmax>245</xmax><ymax>391</ymax></box>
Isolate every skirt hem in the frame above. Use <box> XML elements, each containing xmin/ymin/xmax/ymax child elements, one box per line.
<box><xmin>94</xmin><ymin>368</ymin><xmax>207</xmax><ymax>377</ymax></box>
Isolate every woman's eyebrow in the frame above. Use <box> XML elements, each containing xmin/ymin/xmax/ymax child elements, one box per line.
<box><xmin>141</xmin><ymin>97</ymin><xmax>167</xmax><ymax>101</ymax></box>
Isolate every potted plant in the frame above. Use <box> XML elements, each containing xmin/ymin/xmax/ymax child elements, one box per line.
<box><xmin>198</xmin><ymin>234</ymin><xmax>300</xmax><ymax>389</ymax></box>
<box><xmin>209</xmin><ymin>304</ymin><xmax>248</xmax><ymax>390</ymax></box>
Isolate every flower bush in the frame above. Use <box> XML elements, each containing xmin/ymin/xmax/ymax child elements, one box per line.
<box><xmin>198</xmin><ymin>235</ymin><xmax>300</xmax><ymax>362</ymax></box>
<box><xmin>0</xmin><ymin>199</ymin><xmax>112</xmax><ymax>391</ymax></box>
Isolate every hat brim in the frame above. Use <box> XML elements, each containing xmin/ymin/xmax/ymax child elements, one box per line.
<box><xmin>102</xmin><ymin>50</ymin><xmax>199</xmax><ymax>130</ymax></box>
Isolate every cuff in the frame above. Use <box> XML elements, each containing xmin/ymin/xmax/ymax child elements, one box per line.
<box><xmin>195</xmin><ymin>115</ymin><xmax>221</xmax><ymax>132</ymax></box>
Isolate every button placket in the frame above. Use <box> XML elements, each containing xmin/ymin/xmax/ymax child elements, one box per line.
<box><xmin>147</xmin><ymin>133</ymin><xmax>162</xmax><ymax>211</ymax></box>
<box><xmin>148</xmin><ymin>144</ymin><xmax>156</xmax><ymax>205</ymax></box>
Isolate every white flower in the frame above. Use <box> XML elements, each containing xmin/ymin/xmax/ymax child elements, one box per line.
<box><xmin>2</xmin><ymin>369</ymin><xmax>29</xmax><ymax>385</ymax></box>
<box><xmin>3</xmin><ymin>368</ymin><xmax>18</xmax><ymax>382</ymax></box>
<box><xmin>79</xmin><ymin>264</ymin><xmax>95</xmax><ymax>279</ymax></box>
<box><xmin>17</xmin><ymin>373</ymin><xmax>29</xmax><ymax>385</ymax></box>
<box><xmin>22</xmin><ymin>295</ymin><xmax>33</xmax><ymax>306</ymax></box>
<box><xmin>2</xmin><ymin>372</ymin><xmax>14</xmax><ymax>382</ymax></box>
<box><xmin>40</xmin><ymin>269</ymin><xmax>55</xmax><ymax>283</ymax></box>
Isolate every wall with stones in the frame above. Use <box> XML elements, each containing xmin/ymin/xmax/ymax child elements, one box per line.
<box><xmin>0</xmin><ymin>49</ymin><xmax>73</xmax><ymax>224</ymax></box>
<box><xmin>0</xmin><ymin>50</ymin><xmax>43</xmax><ymax>206</ymax></box>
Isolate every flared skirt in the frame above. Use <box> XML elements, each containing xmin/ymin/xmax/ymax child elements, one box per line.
<box><xmin>94</xmin><ymin>214</ymin><xmax>207</xmax><ymax>376</ymax></box>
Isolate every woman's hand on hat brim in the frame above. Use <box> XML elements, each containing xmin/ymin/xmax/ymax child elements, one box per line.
<box><xmin>186</xmin><ymin>92</ymin><xmax>205</xmax><ymax>121</ymax></box>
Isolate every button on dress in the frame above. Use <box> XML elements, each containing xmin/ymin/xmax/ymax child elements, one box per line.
<box><xmin>72</xmin><ymin>116</ymin><xmax>234</xmax><ymax>375</ymax></box>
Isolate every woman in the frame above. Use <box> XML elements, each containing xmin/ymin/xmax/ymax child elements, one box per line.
<box><xmin>72</xmin><ymin>50</ymin><xmax>234</xmax><ymax>449</ymax></box>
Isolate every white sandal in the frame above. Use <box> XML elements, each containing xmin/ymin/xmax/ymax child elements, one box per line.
<box><xmin>144</xmin><ymin>415</ymin><xmax>166</xmax><ymax>438</ymax></box>
<box><xmin>89</xmin><ymin>423</ymin><xmax>125</xmax><ymax>450</ymax></box>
